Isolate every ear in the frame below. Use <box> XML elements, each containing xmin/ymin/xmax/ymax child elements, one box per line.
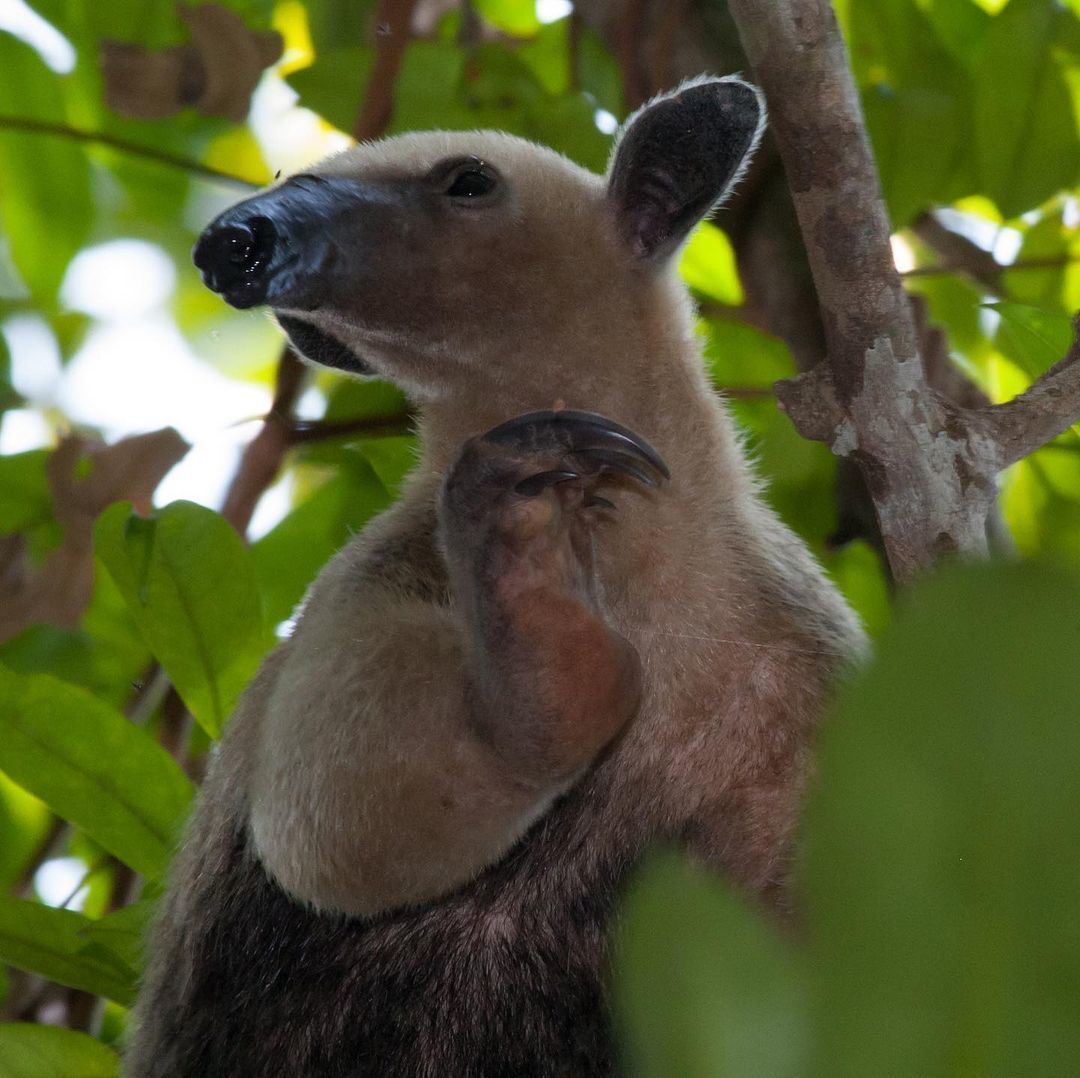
<box><xmin>606</xmin><ymin>76</ymin><xmax>765</xmax><ymax>261</ymax></box>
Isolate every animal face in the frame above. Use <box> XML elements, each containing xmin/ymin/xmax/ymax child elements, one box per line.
<box><xmin>193</xmin><ymin>76</ymin><xmax>764</xmax><ymax>398</ymax></box>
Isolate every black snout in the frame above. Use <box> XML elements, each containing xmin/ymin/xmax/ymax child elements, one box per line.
<box><xmin>193</xmin><ymin>175</ymin><xmax>376</xmax><ymax>311</ymax></box>
<box><xmin>193</xmin><ymin>216</ymin><xmax>278</xmax><ymax>309</ymax></box>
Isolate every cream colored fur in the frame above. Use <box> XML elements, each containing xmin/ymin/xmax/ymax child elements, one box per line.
<box><xmin>197</xmin><ymin>96</ymin><xmax>864</xmax><ymax>919</ymax></box>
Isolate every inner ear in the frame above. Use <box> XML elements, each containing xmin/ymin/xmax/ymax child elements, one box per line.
<box><xmin>607</xmin><ymin>77</ymin><xmax>765</xmax><ymax>262</ymax></box>
<box><xmin>277</xmin><ymin>315</ymin><xmax>374</xmax><ymax>376</ymax></box>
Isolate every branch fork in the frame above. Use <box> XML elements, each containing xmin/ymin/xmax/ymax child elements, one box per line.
<box><xmin>728</xmin><ymin>0</ymin><xmax>1080</xmax><ymax>581</ymax></box>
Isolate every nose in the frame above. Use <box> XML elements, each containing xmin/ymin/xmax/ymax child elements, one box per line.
<box><xmin>193</xmin><ymin>174</ymin><xmax>359</xmax><ymax>310</ymax></box>
<box><xmin>193</xmin><ymin>215</ymin><xmax>279</xmax><ymax>309</ymax></box>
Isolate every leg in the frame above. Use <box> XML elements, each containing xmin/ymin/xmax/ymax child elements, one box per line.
<box><xmin>247</xmin><ymin>410</ymin><xmax>666</xmax><ymax>918</ymax></box>
<box><xmin>440</xmin><ymin>409</ymin><xmax>668</xmax><ymax>784</ymax></box>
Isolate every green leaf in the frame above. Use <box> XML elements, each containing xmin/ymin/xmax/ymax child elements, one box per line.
<box><xmin>286</xmin><ymin>47</ymin><xmax>374</xmax><ymax>133</ymax></box>
<box><xmin>0</xmin><ymin>450</ymin><xmax>51</xmax><ymax>534</ymax></box>
<box><xmin>847</xmin><ymin>0</ymin><xmax>972</xmax><ymax>225</ymax></box>
<box><xmin>918</xmin><ymin>0</ymin><xmax>992</xmax><ymax>67</ymax></box>
<box><xmin>577</xmin><ymin>25</ymin><xmax>624</xmax><ymax>117</ymax></box>
<box><xmin>614</xmin><ymin>852</ymin><xmax>806</xmax><ymax>1077</ymax></box>
<box><xmin>357</xmin><ymin>436</ymin><xmax>417</xmax><ymax>497</ymax></box>
<box><xmin>679</xmin><ymin>223</ymin><xmax>744</xmax><ymax>305</ymax></box>
<box><xmin>987</xmin><ymin>300</ymin><xmax>1074</xmax><ymax>378</ymax></box>
<box><xmin>0</xmin><ymin>774</ymin><xmax>50</xmax><ymax>893</ymax></box>
<box><xmin>0</xmin><ymin>666</ymin><xmax>193</xmax><ymax>878</ymax></box>
<box><xmin>518</xmin><ymin>18</ymin><xmax>572</xmax><ymax>96</ymax></box>
<box><xmin>0</xmin><ymin>1023</ymin><xmax>119</xmax><ymax>1077</ymax></box>
<box><xmin>973</xmin><ymin>0</ymin><xmax>1080</xmax><ymax>217</ymax></box>
<box><xmin>0</xmin><ymin>896</ymin><xmax>135</xmax><ymax>1005</ymax></box>
<box><xmin>253</xmin><ymin>462</ymin><xmax>392</xmax><ymax>627</ymax></box>
<box><xmin>1004</xmin><ymin>207</ymin><xmax>1079</xmax><ymax>313</ymax></box>
<box><xmin>805</xmin><ymin>561</ymin><xmax>1080</xmax><ymax>1076</ymax></box>
<box><xmin>75</xmin><ymin>898</ymin><xmax>155</xmax><ymax>977</ymax></box>
<box><xmin>390</xmin><ymin>41</ymin><xmax>472</xmax><ymax>134</ymax></box>
<box><xmin>95</xmin><ymin>501</ymin><xmax>272</xmax><ymax>738</ymax></box>
<box><xmin>474</xmin><ymin>0</ymin><xmax>540</xmax><ymax>37</ymax></box>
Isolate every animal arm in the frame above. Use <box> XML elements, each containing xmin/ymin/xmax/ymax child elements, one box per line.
<box><xmin>249</xmin><ymin>414</ymin><xmax>663</xmax><ymax>917</ymax></box>
<box><xmin>247</xmin><ymin>583</ymin><xmax>564</xmax><ymax>918</ymax></box>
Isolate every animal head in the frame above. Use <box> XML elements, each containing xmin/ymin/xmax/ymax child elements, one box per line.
<box><xmin>194</xmin><ymin>76</ymin><xmax>764</xmax><ymax>401</ymax></box>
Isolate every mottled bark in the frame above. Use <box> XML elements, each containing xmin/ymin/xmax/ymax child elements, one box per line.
<box><xmin>726</xmin><ymin>0</ymin><xmax>1080</xmax><ymax>580</ymax></box>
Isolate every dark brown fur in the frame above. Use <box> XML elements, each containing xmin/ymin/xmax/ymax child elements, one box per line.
<box><xmin>134</xmin><ymin>764</ymin><xmax>642</xmax><ymax>1078</ymax></box>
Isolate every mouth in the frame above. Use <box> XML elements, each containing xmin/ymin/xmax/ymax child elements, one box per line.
<box><xmin>275</xmin><ymin>315</ymin><xmax>374</xmax><ymax>376</ymax></box>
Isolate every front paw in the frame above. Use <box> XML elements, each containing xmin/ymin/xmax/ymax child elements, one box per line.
<box><xmin>442</xmin><ymin>409</ymin><xmax>669</xmax><ymax>534</ymax></box>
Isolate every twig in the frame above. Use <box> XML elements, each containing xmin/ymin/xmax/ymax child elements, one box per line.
<box><xmin>289</xmin><ymin>410</ymin><xmax>415</xmax><ymax>443</ymax></box>
<box><xmin>616</xmin><ymin>0</ymin><xmax>651</xmax><ymax>110</ymax></box>
<box><xmin>0</xmin><ymin>115</ymin><xmax>258</xmax><ymax>188</ymax></box>
<box><xmin>568</xmin><ymin>10</ymin><xmax>583</xmax><ymax>94</ymax></box>
<box><xmin>220</xmin><ymin>349</ymin><xmax>307</xmax><ymax>534</ymax></box>
<box><xmin>353</xmin><ymin>0</ymin><xmax>420</xmax><ymax>141</ymax></box>
<box><xmin>652</xmin><ymin>0</ymin><xmax>689</xmax><ymax>92</ymax></box>
<box><xmin>904</xmin><ymin>253</ymin><xmax>1080</xmax><ymax>282</ymax></box>
<box><xmin>978</xmin><ymin>317</ymin><xmax>1080</xmax><ymax>469</ymax></box>
<box><xmin>910</xmin><ymin>211</ymin><xmax>1004</xmax><ymax>294</ymax></box>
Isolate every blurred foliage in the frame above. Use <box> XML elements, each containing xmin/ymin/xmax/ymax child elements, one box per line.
<box><xmin>616</xmin><ymin>560</ymin><xmax>1080</xmax><ymax>1077</ymax></box>
<box><xmin>0</xmin><ymin>0</ymin><xmax>1076</xmax><ymax>1073</ymax></box>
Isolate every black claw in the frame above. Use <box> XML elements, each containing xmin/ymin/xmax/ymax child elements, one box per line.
<box><xmin>576</xmin><ymin>447</ymin><xmax>658</xmax><ymax>488</ymax></box>
<box><xmin>515</xmin><ymin>470</ymin><xmax>580</xmax><ymax>496</ymax></box>
<box><xmin>484</xmin><ymin>409</ymin><xmax>671</xmax><ymax>482</ymax></box>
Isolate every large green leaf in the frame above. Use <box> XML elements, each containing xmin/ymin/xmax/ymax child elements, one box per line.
<box><xmin>973</xmin><ymin>0</ymin><xmax>1080</xmax><ymax>217</ymax></box>
<box><xmin>0</xmin><ymin>895</ymin><xmax>135</xmax><ymax>1005</ymax></box>
<box><xmin>0</xmin><ymin>666</ymin><xmax>192</xmax><ymax>879</ymax></box>
<box><xmin>988</xmin><ymin>300</ymin><xmax>1074</xmax><ymax>379</ymax></box>
<box><xmin>679</xmin><ymin>223</ymin><xmax>744</xmax><ymax>305</ymax></box>
<box><xmin>75</xmin><ymin>898</ymin><xmax>155</xmax><ymax>978</ymax></box>
<box><xmin>253</xmin><ymin>463</ymin><xmax>392</xmax><ymax>627</ymax></box>
<box><xmin>805</xmin><ymin>561</ymin><xmax>1080</xmax><ymax>1076</ymax></box>
<box><xmin>846</xmin><ymin>0</ymin><xmax>972</xmax><ymax>225</ymax></box>
<box><xmin>0</xmin><ymin>1024</ymin><xmax>118</xmax><ymax>1077</ymax></box>
<box><xmin>614</xmin><ymin>852</ymin><xmax>806</xmax><ymax>1077</ymax></box>
<box><xmin>95</xmin><ymin>500</ymin><xmax>272</xmax><ymax>738</ymax></box>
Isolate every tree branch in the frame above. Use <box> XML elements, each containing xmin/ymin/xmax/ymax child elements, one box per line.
<box><xmin>727</xmin><ymin>0</ymin><xmax>999</xmax><ymax>580</ymax></box>
<box><xmin>978</xmin><ymin>319</ymin><xmax>1080</xmax><ymax>469</ymax></box>
<box><xmin>353</xmin><ymin>0</ymin><xmax>420</xmax><ymax>141</ymax></box>
<box><xmin>0</xmin><ymin>115</ymin><xmax>258</xmax><ymax>188</ymax></box>
<box><xmin>910</xmin><ymin>211</ymin><xmax>1004</xmax><ymax>294</ymax></box>
<box><xmin>904</xmin><ymin>253</ymin><xmax>1080</xmax><ymax>283</ymax></box>
<box><xmin>289</xmin><ymin>411</ymin><xmax>415</xmax><ymax>443</ymax></box>
<box><xmin>726</xmin><ymin>0</ymin><xmax>1080</xmax><ymax>581</ymax></box>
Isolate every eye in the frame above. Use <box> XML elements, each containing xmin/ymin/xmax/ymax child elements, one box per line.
<box><xmin>446</xmin><ymin>166</ymin><xmax>498</xmax><ymax>200</ymax></box>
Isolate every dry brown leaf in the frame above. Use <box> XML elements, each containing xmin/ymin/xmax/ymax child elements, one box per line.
<box><xmin>102</xmin><ymin>4</ymin><xmax>283</xmax><ymax>122</ymax></box>
<box><xmin>0</xmin><ymin>428</ymin><xmax>189</xmax><ymax>642</ymax></box>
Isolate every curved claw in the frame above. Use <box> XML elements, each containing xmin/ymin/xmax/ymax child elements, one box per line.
<box><xmin>484</xmin><ymin>409</ymin><xmax>671</xmax><ymax>483</ymax></box>
<box><xmin>576</xmin><ymin>447</ymin><xmax>659</xmax><ymax>488</ymax></box>
<box><xmin>515</xmin><ymin>470</ymin><xmax>580</xmax><ymax>496</ymax></box>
